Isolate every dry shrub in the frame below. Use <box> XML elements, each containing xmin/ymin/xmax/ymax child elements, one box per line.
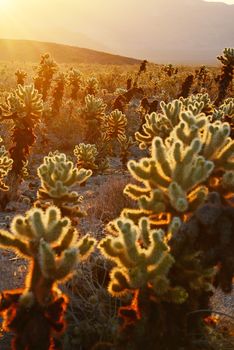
<box><xmin>89</xmin><ymin>175</ymin><xmax>135</xmax><ymax>223</ymax></box>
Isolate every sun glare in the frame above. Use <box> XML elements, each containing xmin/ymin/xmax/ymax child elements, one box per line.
<box><xmin>0</xmin><ymin>0</ymin><xmax>10</xmax><ymax>9</ymax></box>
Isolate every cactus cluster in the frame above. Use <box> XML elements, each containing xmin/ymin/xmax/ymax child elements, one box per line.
<box><xmin>0</xmin><ymin>48</ymin><xmax>233</xmax><ymax>350</ymax></box>
<box><xmin>136</xmin><ymin>93</ymin><xmax>215</xmax><ymax>149</ymax></box>
<box><xmin>128</xmin><ymin>108</ymin><xmax>234</xmax><ymax>226</ymax></box>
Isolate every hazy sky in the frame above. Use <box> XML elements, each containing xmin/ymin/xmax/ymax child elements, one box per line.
<box><xmin>0</xmin><ymin>0</ymin><xmax>233</xmax><ymax>60</ymax></box>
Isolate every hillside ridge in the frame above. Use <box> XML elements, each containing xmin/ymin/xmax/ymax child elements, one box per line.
<box><xmin>0</xmin><ymin>39</ymin><xmax>141</xmax><ymax>65</ymax></box>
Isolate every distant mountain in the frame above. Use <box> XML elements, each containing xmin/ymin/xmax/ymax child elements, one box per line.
<box><xmin>0</xmin><ymin>0</ymin><xmax>233</xmax><ymax>64</ymax></box>
<box><xmin>0</xmin><ymin>39</ymin><xmax>141</xmax><ymax>65</ymax></box>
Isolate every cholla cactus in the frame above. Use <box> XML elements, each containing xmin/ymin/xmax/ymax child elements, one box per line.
<box><xmin>51</xmin><ymin>73</ymin><xmax>66</xmax><ymax>115</ymax></box>
<box><xmin>80</xmin><ymin>94</ymin><xmax>106</xmax><ymax>142</ymax></box>
<box><xmin>0</xmin><ymin>206</ymin><xmax>96</xmax><ymax>349</ymax></box>
<box><xmin>162</xmin><ymin>64</ymin><xmax>178</xmax><ymax>77</ymax></box>
<box><xmin>125</xmin><ymin>137</ymin><xmax>212</xmax><ymax>220</ymax></box>
<box><xmin>0</xmin><ymin>84</ymin><xmax>43</xmax><ymax>125</ymax></box>
<box><xmin>85</xmin><ymin>76</ymin><xmax>99</xmax><ymax>95</ymax></box>
<box><xmin>195</xmin><ymin>65</ymin><xmax>210</xmax><ymax>89</ymax></box>
<box><xmin>0</xmin><ymin>138</ymin><xmax>13</xmax><ymax>191</ymax></box>
<box><xmin>177</xmin><ymin>74</ymin><xmax>194</xmax><ymax>98</ymax></box>
<box><xmin>136</xmin><ymin>95</ymin><xmax>206</xmax><ymax>149</ymax></box>
<box><xmin>100</xmin><ymin>217</ymin><xmax>187</xmax><ymax>302</ymax></box>
<box><xmin>15</xmin><ymin>69</ymin><xmax>27</xmax><ymax>86</ymax></box>
<box><xmin>67</xmin><ymin>68</ymin><xmax>83</xmax><ymax>100</ymax></box>
<box><xmin>124</xmin><ymin>110</ymin><xmax>234</xmax><ymax>223</ymax></box>
<box><xmin>180</xmin><ymin>93</ymin><xmax>213</xmax><ymax>115</ymax></box>
<box><xmin>101</xmin><ymin>109</ymin><xmax>127</xmax><ymax>143</ymax></box>
<box><xmin>136</xmin><ymin>94</ymin><xmax>228</xmax><ymax>150</ymax></box>
<box><xmin>214</xmin><ymin>98</ymin><xmax>234</xmax><ymax>136</ymax></box>
<box><xmin>120</xmin><ymin>136</ymin><xmax>136</xmax><ymax>169</ymax></box>
<box><xmin>0</xmin><ymin>84</ymin><xmax>43</xmax><ymax>175</ymax></box>
<box><xmin>81</xmin><ymin>94</ymin><xmax>106</xmax><ymax>120</ymax></box>
<box><xmin>34</xmin><ymin>53</ymin><xmax>58</xmax><ymax>101</ymax></box>
<box><xmin>215</xmin><ymin>48</ymin><xmax>234</xmax><ymax>106</ymax></box>
<box><xmin>37</xmin><ymin>152</ymin><xmax>92</xmax><ymax>218</ymax></box>
<box><xmin>99</xmin><ymin>217</ymin><xmax>190</xmax><ymax>349</ymax></box>
<box><xmin>74</xmin><ymin>143</ymin><xmax>98</xmax><ymax>171</ymax></box>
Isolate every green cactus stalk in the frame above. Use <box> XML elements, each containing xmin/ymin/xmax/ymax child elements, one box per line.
<box><xmin>0</xmin><ymin>206</ymin><xmax>96</xmax><ymax>350</ymax></box>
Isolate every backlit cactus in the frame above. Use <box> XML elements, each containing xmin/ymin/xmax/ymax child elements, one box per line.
<box><xmin>37</xmin><ymin>152</ymin><xmax>92</xmax><ymax>218</ymax></box>
<box><xmin>34</xmin><ymin>53</ymin><xmax>58</xmax><ymax>101</ymax></box>
<box><xmin>85</xmin><ymin>76</ymin><xmax>99</xmax><ymax>95</ymax></box>
<box><xmin>51</xmin><ymin>73</ymin><xmax>66</xmax><ymax>115</ymax></box>
<box><xmin>136</xmin><ymin>94</ymin><xmax>214</xmax><ymax>149</ymax></box>
<box><xmin>67</xmin><ymin>68</ymin><xmax>83</xmax><ymax>100</ymax></box>
<box><xmin>80</xmin><ymin>94</ymin><xmax>106</xmax><ymax>142</ymax></box>
<box><xmin>74</xmin><ymin>143</ymin><xmax>98</xmax><ymax>171</ymax></box>
<box><xmin>101</xmin><ymin>109</ymin><xmax>127</xmax><ymax>143</ymax></box>
<box><xmin>0</xmin><ymin>84</ymin><xmax>43</xmax><ymax>176</ymax></box>
<box><xmin>125</xmin><ymin>108</ymin><xmax>234</xmax><ymax>223</ymax></box>
<box><xmin>100</xmin><ymin>217</ymin><xmax>187</xmax><ymax>302</ymax></box>
<box><xmin>0</xmin><ymin>137</ymin><xmax>13</xmax><ymax>191</ymax></box>
<box><xmin>0</xmin><ymin>206</ymin><xmax>96</xmax><ymax>350</ymax></box>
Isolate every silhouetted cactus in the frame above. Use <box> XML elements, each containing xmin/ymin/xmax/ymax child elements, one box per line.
<box><xmin>67</xmin><ymin>68</ymin><xmax>83</xmax><ymax>101</ymax></box>
<box><xmin>215</xmin><ymin>48</ymin><xmax>234</xmax><ymax>106</ymax></box>
<box><xmin>51</xmin><ymin>73</ymin><xmax>66</xmax><ymax>115</ymax></box>
<box><xmin>15</xmin><ymin>70</ymin><xmax>27</xmax><ymax>86</ymax></box>
<box><xmin>162</xmin><ymin>64</ymin><xmax>178</xmax><ymax>77</ymax></box>
<box><xmin>177</xmin><ymin>74</ymin><xmax>194</xmax><ymax>98</ymax></box>
<box><xmin>85</xmin><ymin>77</ymin><xmax>99</xmax><ymax>95</ymax></box>
<box><xmin>34</xmin><ymin>53</ymin><xmax>58</xmax><ymax>101</ymax></box>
